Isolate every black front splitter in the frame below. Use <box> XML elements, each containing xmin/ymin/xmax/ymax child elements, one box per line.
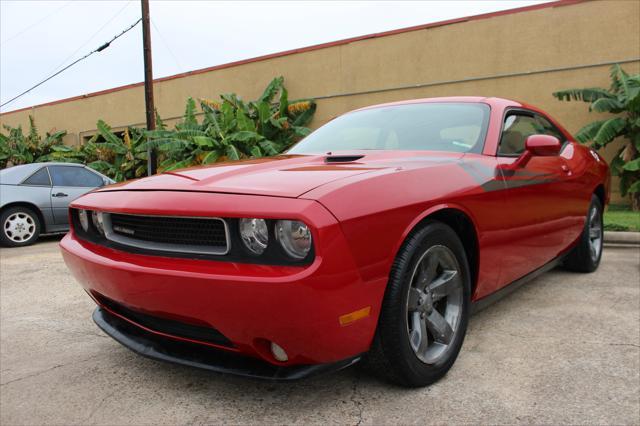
<box><xmin>93</xmin><ymin>307</ymin><xmax>361</xmax><ymax>381</ymax></box>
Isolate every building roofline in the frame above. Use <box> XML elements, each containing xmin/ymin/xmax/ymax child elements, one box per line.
<box><xmin>0</xmin><ymin>0</ymin><xmax>583</xmax><ymax>117</ymax></box>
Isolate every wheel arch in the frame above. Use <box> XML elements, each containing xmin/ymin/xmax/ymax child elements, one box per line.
<box><xmin>398</xmin><ymin>204</ymin><xmax>480</xmax><ymax>297</ymax></box>
<box><xmin>1</xmin><ymin>202</ymin><xmax>46</xmax><ymax>232</ymax></box>
<box><xmin>594</xmin><ymin>184</ymin><xmax>606</xmax><ymax>207</ymax></box>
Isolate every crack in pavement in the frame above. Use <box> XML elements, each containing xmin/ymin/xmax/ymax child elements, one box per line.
<box><xmin>0</xmin><ymin>353</ymin><xmax>104</xmax><ymax>387</ymax></box>
<box><xmin>350</xmin><ymin>369</ymin><xmax>364</xmax><ymax>426</ymax></box>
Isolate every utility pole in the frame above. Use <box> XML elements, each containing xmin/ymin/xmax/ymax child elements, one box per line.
<box><xmin>141</xmin><ymin>0</ymin><xmax>157</xmax><ymax>175</ymax></box>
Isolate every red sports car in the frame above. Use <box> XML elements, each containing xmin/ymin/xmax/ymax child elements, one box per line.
<box><xmin>61</xmin><ymin>97</ymin><xmax>609</xmax><ymax>387</ymax></box>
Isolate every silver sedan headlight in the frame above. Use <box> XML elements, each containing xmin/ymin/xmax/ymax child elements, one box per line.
<box><xmin>275</xmin><ymin>220</ymin><xmax>312</xmax><ymax>259</ymax></box>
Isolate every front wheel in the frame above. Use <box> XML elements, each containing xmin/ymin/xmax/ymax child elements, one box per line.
<box><xmin>563</xmin><ymin>195</ymin><xmax>603</xmax><ymax>273</ymax></box>
<box><xmin>0</xmin><ymin>206</ymin><xmax>41</xmax><ymax>247</ymax></box>
<box><xmin>366</xmin><ymin>221</ymin><xmax>471</xmax><ymax>387</ymax></box>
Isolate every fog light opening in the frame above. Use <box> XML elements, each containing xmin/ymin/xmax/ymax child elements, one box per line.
<box><xmin>270</xmin><ymin>341</ymin><xmax>288</xmax><ymax>362</ymax></box>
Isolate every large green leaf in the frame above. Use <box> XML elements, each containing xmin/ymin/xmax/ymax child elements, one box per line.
<box><xmin>590</xmin><ymin>97</ymin><xmax>624</xmax><ymax>113</ymax></box>
<box><xmin>291</xmin><ymin>102</ymin><xmax>317</xmax><ymax>127</ymax></box>
<box><xmin>258</xmin><ymin>76</ymin><xmax>284</xmax><ymax>103</ymax></box>
<box><xmin>236</xmin><ymin>108</ymin><xmax>255</xmax><ymax>132</ymax></box>
<box><xmin>192</xmin><ymin>136</ymin><xmax>216</xmax><ymax>147</ymax></box>
<box><xmin>182</xmin><ymin>97</ymin><xmax>198</xmax><ymax>127</ymax></box>
<box><xmin>623</xmin><ymin>157</ymin><xmax>640</xmax><ymax>172</ymax></box>
<box><xmin>226</xmin><ymin>144</ymin><xmax>240</xmax><ymax>160</ymax></box>
<box><xmin>553</xmin><ymin>88</ymin><xmax>614</xmax><ymax>103</ymax></box>
<box><xmin>96</xmin><ymin>120</ymin><xmax>123</xmax><ymax>145</ymax></box>
<box><xmin>202</xmin><ymin>151</ymin><xmax>220</xmax><ymax>164</ymax></box>
<box><xmin>592</xmin><ymin>117</ymin><xmax>626</xmax><ymax>147</ymax></box>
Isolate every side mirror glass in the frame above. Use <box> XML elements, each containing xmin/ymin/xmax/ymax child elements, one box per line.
<box><xmin>525</xmin><ymin>134</ymin><xmax>561</xmax><ymax>157</ymax></box>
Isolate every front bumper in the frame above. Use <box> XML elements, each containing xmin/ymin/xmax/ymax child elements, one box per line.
<box><xmin>93</xmin><ymin>307</ymin><xmax>361</xmax><ymax>380</ymax></box>
<box><xmin>60</xmin><ymin>191</ymin><xmax>388</xmax><ymax>371</ymax></box>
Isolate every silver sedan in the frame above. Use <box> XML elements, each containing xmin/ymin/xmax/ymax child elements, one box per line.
<box><xmin>0</xmin><ymin>162</ymin><xmax>114</xmax><ymax>247</ymax></box>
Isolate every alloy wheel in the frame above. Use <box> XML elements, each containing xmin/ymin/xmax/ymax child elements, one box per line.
<box><xmin>588</xmin><ymin>205</ymin><xmax>602</xmax><ymax>263</ymax></box>
<box><xmin>405</xmin><ymin>245</ymin><xmax>463</xmax><ymax>364</ymax></box>
<box><xmin>4</xmin><ymin>212</ymin><xmax>36</xmax><ymax>243</ymax></box>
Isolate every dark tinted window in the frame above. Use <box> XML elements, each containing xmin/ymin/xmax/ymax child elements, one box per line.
<box><xmin>22</xmin><ymin>167</ymin><xmax>51</xmax><ymax>186</ymax></box>
<box><xmin>289</xmin><ymin>103</ymin><xmax>491</xmax><ymax>154</ymax></box>
<box><xmin>536</xmin><ymin>115</ymin><xmax>566</xmax><ymax>142</ymax></box>
<box><xmin>499</xmin><ymin>112</ymin><xmax>566</xmax><ymax>156</ymax></box>
<box><xmin>49</xmin><ymin>166</ymin><xmax>103</xmax><ymax>187</ymax></box>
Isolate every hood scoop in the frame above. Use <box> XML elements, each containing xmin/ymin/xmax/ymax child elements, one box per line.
<box><xmin>324</xmin><ymin>154</ymin><xmax>365</xmax><ymax>164</ymax></box>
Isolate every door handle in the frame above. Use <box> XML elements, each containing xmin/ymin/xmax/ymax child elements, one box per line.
<box><xmin>52</xmin><ymin>192</ymin><xmax>68</xmax><ymax>197</ymax></box>
<box><xmin>561</xmin><ymin>164</ymin><xmax>571</xmax><ymax>175</ymax></box>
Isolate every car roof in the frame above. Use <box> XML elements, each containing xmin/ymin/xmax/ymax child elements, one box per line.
<box><xmin>0</xmin><ymin>162</ymin><xmax>85</xmax><ymax>184</ymax></box>
<box><xmin>352</xmin><ymin>96</ymin><xmax>523</xmax><ymax>113</ymax></box>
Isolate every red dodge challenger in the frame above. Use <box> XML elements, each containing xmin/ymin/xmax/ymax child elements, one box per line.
<box><xmin>61</xmin><ymin>97</ymin><xmax>609</xmax><ymax>387</ymax></box>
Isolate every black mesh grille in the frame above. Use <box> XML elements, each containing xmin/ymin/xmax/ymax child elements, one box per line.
<box><xmin>109</xmin><ymin>214</ymin><xmax>227</xmax><ymax>248</ymax></box>
<box><xmin>96</xmin><ymin>294</ymin><xmax>233</xmax><ymax>348</ymax></box>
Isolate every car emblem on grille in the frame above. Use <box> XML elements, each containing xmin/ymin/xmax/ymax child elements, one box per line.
<box><xmin>113</xmin><ymin>225</ymin><xmax>135</xmax><ymax>236</ymax></box>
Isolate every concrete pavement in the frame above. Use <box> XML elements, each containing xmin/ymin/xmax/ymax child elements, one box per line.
<box><xmin>1</xmin><ymin>236</ymin><xmax>638</xmax><ymax>425</ymax></box>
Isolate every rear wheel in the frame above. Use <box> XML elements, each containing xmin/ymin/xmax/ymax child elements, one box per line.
<box><xmin>0</xmin><ymin>206</ymin><xmax>41</xmax><ymax>247</ymax></box>
<box><xmin>564</xmin><ymin>195</ymin><xmax>603</xmax><ymax>273</ymax></box>
<box><xmin>366</xmin><ymin>221</ymin><xmax>471</xmax><ymax>387</ymax></box>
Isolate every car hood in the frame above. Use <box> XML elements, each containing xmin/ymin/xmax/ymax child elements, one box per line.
<box><xmin>98</xmin><ymin>151</ymin><xmax>464</xmax><ymax>198</ymax></box>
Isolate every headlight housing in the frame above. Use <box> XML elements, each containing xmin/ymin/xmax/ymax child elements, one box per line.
<box><xmin>239</xmin><ymin>218</ymin><xmax>269</xmax><ymax>255</ymax></box>
<box><xmin>91</xmin><ymin>211</ymin><xmax>105</xmax><ymax>235</ymax></box>
<box><xmin>78</xmin><ymin>209</ymin><xmax>90</xmax><ymax>232</ymax></box>
<box><xmin>275</xmin><ymin>220</ymin><xmax>312</xmax><ymax>260</ymax></box>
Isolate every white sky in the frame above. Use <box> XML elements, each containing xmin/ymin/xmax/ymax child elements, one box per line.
<box><xmin>0</xmin><ymin>0</ymin><xmax>550</xmax><ymax>113</ymax></box>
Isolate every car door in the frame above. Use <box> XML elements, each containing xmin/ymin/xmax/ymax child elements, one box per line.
<box><xmin>49</xmin><ymin>165</ymin><xmax>105</xmax><ymax>224</ymax></box>
<box><xmin>494</xmin><ymin>110</ymin><xmax>574</xmax><ymax>286</ymax></box>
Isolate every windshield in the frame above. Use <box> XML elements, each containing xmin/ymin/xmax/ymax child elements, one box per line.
<box><xmin>289</xmin><ymin>102</ymin><xmax>490</xmax><ymax>155</ymax></box>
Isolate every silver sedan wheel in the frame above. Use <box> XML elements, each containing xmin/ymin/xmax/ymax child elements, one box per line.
<box><xmin>3</xmin><ymin>212</ymin><xmax>36</xmax><ymax>243</ymax></box>
<box><xmin>588</xmin><ymin>204</ymin><xmax>602</xmax><ymax>262</ymax></box>
<box><xmin>406</xmin><ymin>245</ymin><xmax>463</xmax><ymax>365</ymax></box>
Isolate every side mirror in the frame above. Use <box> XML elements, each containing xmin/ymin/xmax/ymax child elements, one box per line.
<box><xmin>525</xmin><ymin>134</ymin><xmax>561</xmax><ymax>157</ymax></box>
<box><xmin>499</xmin><ymin>134</ymin><xmax>562</xmax><ymax>173</ymax></box>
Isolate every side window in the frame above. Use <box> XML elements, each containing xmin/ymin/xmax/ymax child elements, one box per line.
<box><xmin>22</xmin><ymin>167</ymin><xmax>51</xmax><ymax>186</ymax></box>
<box><xmin>535</xmin><ymin>115</ymin><xmax>566</xmax><ymax>142</ymax></box>
<box><xmin>498</xmin><ymin>114</ymin><xmax>539</xmax><ymax>156</ymax></box>
<box><xmin>49</xmin><ymin>166</ymin><xmax>103</xmax><ymax>187</ymax></box>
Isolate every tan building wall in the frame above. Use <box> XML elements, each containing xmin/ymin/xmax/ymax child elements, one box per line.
<box><xmin>2</xmin><ymin>0</ymin><xmax>639</xmax><ymax>201</ymax></box>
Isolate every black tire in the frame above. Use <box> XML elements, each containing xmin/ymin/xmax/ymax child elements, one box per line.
<box><xmin>0</xmin><ymin>206</ymin><xmax>41</xmax><ymax>247</ymax></box>
<box><xmin>563</xmin><ymin>195</ymin><xmax>603</xmax><ymax>273</ymax></box>
<box><xmin>366</xmin><ymin>221</ymin><xmax>471</xmax><ymax>387</ymax></box>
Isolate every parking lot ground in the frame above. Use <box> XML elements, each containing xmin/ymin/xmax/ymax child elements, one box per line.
<box><xmin>1</xmin><ymin>237</ymin><xmax>639</xmax><ymax>425</ymax></box>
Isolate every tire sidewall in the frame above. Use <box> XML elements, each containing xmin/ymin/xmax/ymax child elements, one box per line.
<box><xmin>378</xmin><ymin>221</ymin><xmax>471</xmax><ymax>386</ymax></box>
<box><xmin>0</xmin><ymin>207</ymin><xmax>41</xmax><ymax>247</ymax></box>
<box><xmin>585</xmin><ymin>196</ymin><xmax>604</xmax><ymax>270</ymax></box>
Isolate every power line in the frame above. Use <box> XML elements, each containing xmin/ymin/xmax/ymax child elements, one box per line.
<box><xmin>151</xmin><ymin>18</ymin><xmax>183</xmax><ymax>72</ymax></box>
<box><xmin>0</xmin><ymin>1</ymin><xmax>73</xmax><ymax>46</ymax></box>
<box><xmin>0</xmin><ymin>18</ymin><xmax>142</xmax><ymax>110</ymax></box>
<box><xmin>46</xmin><ymin>1</ymin><xmax>133</xmax><ymax>77</ymax></box>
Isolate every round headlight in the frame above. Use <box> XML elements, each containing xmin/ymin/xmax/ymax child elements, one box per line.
<box><xmin>239</xmin><ymin>218</ymin><xmax>269</xmax><ymax>255</ymax></box>
<box><xmin>78</xmin><ymin>209</ymin><xmax>90</xmax><ymax>232</ymax></box>
<box><xmin>275</xmin><ymin>220</ymin><xmax>312</xmax><ymax>260</ymax></box>
<box><xmin>91</xmin><ymin>211</ymin><xmax>105</xmax><ymax>235</ymax></box>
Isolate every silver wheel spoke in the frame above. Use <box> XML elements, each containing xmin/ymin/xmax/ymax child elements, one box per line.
<box><xmin>409</xmin><ymin>312</ymin><xmax>429</xmax><ymax>355</ymax></box>
<box><xmin>408</xmin><ymin>287</ymin><xmax>423</xmax><ymax>311</ymax></box>
<box><xmin>428</xmin><ymin>270</ymin><xmax>458</xmax><ymax>301</ymax></box>
<box><xmin>405</xmin><ymin>244</ymin><xmax>463</xmax><ymax>364</ymax></box>
<box><xmin>425</xmin><ymin>310</ymin><xmax>454</xmax><ymax>344</ymax></box>
<box><xmin>416</xmin><ymin>255</ymin><xmax>438</xmax><ymax>291</ymax></box>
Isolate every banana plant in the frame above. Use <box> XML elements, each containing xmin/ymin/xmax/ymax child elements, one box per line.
<box><xmin>554</xmin><ymin>65</ymin><xmax>640</xmax><ymax>210</ymax></box>
<box><xmin>82</xmin><ymin>120</ymin><xmax>147</xmax><ymax>181</ymax></box>
<box><xmin>0</xmin><ymin>116</ymin><xmax>70</xmax><ymax>168</ymax></box>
